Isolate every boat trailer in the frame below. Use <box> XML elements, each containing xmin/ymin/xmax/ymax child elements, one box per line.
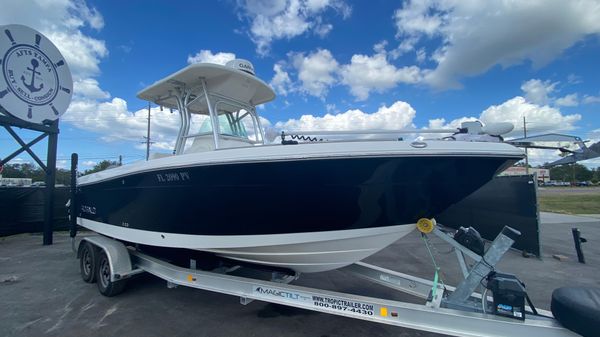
<box><xmin>72</xmin><ymin>222</ymin><xmax>582</xmax><ymax>337</ymax></box>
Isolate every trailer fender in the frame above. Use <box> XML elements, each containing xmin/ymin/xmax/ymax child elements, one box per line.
<box><xmin>79</xmin><ymin>236</ymin><xmax>137</xmax><ymax>282</ymax></box>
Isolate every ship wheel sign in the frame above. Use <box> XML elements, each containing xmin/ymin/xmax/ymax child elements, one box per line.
<box><xmin>0</xmin><ymin>24</ymin><xmax>72</xmax><ymax>124</ymax></box>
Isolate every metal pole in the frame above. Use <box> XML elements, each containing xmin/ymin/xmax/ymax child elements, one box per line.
<box><xmin>523</xmin><ymin>116</ymin><xmax>529</xmax><ymax>175</ymax></box>
<box><xmin>146</xmin><ymin>102</ymin><xmax>151</xmax><ymax>160</ymax></box>
<box><xmin>572</xmin><ymin>228</ymin><xmax>586</xmax><ymax>264</ymax></box>
<box><xmin>43</xmin><ymin>120</ymin><xmax>59</xmax><ymax>245</ymax></box>
<box><xmin>201</xmin><ymin>79</ymin><xmax>220</xmax><ymax>149</ymax></box>
<box><xmin>69</xmin><ymin>153</ymin><xmax>78</xmax><ymax>238</ymax></box>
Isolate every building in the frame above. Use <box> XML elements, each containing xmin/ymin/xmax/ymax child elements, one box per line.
<box><xmin>0</xmin><ymin>176</ymin><xmax>33</xmax><ymax>186</ymax></box>
<box><xmin>499</xmin><ymin>167</ymin><xmax>550</xmax><ymax>183</ymax></box>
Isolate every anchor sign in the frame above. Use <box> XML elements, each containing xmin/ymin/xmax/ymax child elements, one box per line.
<box><xmin>0</xmin><ymin>24</ymin><xmax>73</xmax><ymax>124</ymax></box>
<box><xmin>20</xmin><ymin>58</ymin><xmax>44</xmax><ymax>93</ymax></box>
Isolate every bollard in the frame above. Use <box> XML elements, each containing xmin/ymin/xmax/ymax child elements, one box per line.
<box><xmin>69</xmin><ymin>153</ymin><xmax>78</xmax><ymax>238</ymax></box>
<box><xmin>571</xmin><ymin>228</ymin><xmax>587</xmax><ymax>264</ymax></box>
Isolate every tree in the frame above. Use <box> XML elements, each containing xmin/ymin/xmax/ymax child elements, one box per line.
<box><xmin>83</xmin><ymin>160</ymin><xmax>119</xmax><ymax>175</ymax></box>
<box><xmin>56</xmin><ymin>168</ymin><xmax>71</xmax><ymax>185</ymax></box>
<box><xmin>1</xmin><ymin>163</ymin><xmax>72</xmax><ymax>185</ymax></box>
<box><xmin>549</xmin><ymin>164</ymin><xmax>593</xmax><ymax>182</ymax></box>
<box><xmin>591</xmin><ymin>168</ymin><xmax>599</xmax><ymax>184</ymax></box>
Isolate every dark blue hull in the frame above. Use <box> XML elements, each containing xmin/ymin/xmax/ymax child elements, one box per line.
<box><xmin>77</xmin><ymin>156</ymin><xmax>517</xmax><ymax>236</ymax></box>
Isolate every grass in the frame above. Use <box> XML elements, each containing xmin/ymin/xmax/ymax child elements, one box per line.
<box><xmin>538</xmin><ymin>194</ymin><xmax>600</xmax><ymax>214</ymax></box>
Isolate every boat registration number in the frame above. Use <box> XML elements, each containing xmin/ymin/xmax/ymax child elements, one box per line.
<box><xmin>155</xmin><ymin>171</ymin><xmax>190</xmax><ymax>183</ymax></box>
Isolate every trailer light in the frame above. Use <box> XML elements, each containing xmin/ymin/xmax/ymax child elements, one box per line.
<box><xmin>380</xmin><ymin>307</ymin><xmax>388</xmax><ymax>317</ymax></box>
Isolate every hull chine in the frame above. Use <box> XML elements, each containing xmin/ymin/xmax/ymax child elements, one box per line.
<box><xmin>78</xmin><ymin>218</ymin><xmax>415</xmax><ymax>273</ymax></box>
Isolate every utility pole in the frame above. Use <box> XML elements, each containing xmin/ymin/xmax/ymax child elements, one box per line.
<box><xmin>145</xmin><ymin>102</ymin><xmax>151</xmax><ymax>161</ymax></box>
<box><xmin>118</xmin><ymin>155</ymin><xmax>122</xmax><ymax>166</ymax></box>
<box><xmin>523</xmin><ymin>116</ymin><xmax>529</xmax><ymax>175</ymax></box>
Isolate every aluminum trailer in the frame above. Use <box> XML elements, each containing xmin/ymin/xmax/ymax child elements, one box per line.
<box><xmin>73</xmin><ymin>223</ymin><xmax>578</xmax><ymax>337</ymax></box>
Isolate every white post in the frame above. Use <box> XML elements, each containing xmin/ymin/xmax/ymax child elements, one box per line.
<box><xmin>201</xmin><ymin>79</ymin><xmax>220</xmax><ymax>149</ymax></box>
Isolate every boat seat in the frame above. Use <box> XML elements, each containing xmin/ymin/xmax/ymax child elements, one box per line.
<box><xmin>551</xmin><ymin>287</ymin><xmax>600</xmax><ymax>337</ymax></box>
<box><xmin>185</xmin><ymin>134</ymin><xmax>254</xmax><ymax>153</ymax></box>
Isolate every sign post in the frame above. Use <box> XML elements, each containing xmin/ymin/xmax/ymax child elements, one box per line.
<box><xmin>0</xmin><ymin>24</ymin><xmax>73</xmax><ymax>245</ymax></box>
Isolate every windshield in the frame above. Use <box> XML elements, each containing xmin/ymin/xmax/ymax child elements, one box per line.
<box><xmin>219</xmin><ymin>113</ymin><xmax>248</xmax><ymax>137</ymax></box>
<box><xmin>215</xmin><ymin>102</ymin><xmax>261</xmax><ymax>142</ymax></box>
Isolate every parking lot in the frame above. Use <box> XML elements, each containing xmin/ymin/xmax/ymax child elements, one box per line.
<box><xmin>2</xmin><ymin>212</ymin><xmax>599</xmax><ymax>337</ymax></box>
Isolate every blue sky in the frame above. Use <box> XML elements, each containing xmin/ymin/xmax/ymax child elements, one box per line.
<box><xmin>1</xmin><ymin>0</ymin><xmax>600</xmax><ymax>170</ymax></box>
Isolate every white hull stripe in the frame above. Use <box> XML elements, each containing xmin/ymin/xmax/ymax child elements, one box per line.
<box><xmin>78</xmin><ymin>218</ymin><xmax>415</xmax><ymax>249</ymax></box>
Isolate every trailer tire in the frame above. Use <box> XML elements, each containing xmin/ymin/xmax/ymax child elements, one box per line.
<box><xmin>96</xmin><ymin>251</ymin><xmax>126</xmax><ymax>297</ymax></box>
<box><xmin>79</xmin><ymin>241</ymin><xmax>97</xmax><ymax>283</ymax></box>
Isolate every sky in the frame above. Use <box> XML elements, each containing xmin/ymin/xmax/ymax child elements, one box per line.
<box><xmin>1</xmin><ymin>0</ymin><xmax>600</xmax><ymax>170</ymax></box>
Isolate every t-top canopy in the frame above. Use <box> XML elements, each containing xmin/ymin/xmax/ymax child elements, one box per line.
<box><xmin>137</xmin><ymin>61</ymin><xmax>275</xmax><ymax>113</ymax></box>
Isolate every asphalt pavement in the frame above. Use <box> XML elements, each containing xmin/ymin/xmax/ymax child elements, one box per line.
<box><xmin>1</xmin><ymin>212</ymin><xmax>598</xmax><ymax>337</ymax></box>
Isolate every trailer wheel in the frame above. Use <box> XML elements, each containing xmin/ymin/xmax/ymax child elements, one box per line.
<box><xmin>79</xmin><ymin>241</ymin><xmax>97</xmax><ymax>283</ymax></box>
<box><xmin>96</xmin><ymin>251</ymin><xmax>126</xmax><ymax>297</ymax></box>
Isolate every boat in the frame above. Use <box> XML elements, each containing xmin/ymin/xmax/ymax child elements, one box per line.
<box><xmin>76</xmin><ymin>59</ymin><xmax>524</xmax><ymax>273</ymax></box>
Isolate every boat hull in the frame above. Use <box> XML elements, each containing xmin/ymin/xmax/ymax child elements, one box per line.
<box><xmin>76</xmin><ymin>147</ymin><xmax>520</xmax><ymax>272</ymax></box>
<box><xmin>79</xmin><ymin>218</ymin><xmax>414</xmax><ymax>272</ymax></box>
<box><xmin>77</xmin><ymin>156</ymin><xmax>513</xmax><ymax>234</ymax></box>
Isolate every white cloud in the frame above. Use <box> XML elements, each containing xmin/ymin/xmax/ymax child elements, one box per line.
<box><xmin>270</xmin><ymin>62</ymin><xmax>294</xmax><ymax>96</ymax></box>
<box><xmin>275</xmin><ymin>45</ymin><xmax>424</xmax><ymax>100</ymax></box>
<box><xmin>393</xmin><ymin>1</ymin><xmax>600</xmax><ymax>89</ymax></box>
<box><xmin>56</xmin><ymin>160</ymin><xmax>69</xmax><ymax>169</ymax></box>
<box><xmin>1</xmin><ymin>1</ymin><xmax>181</xmax><ymax>154</ymax></box>
<box><xmin>555</xmin><ymin>93</ymin><xmax>579</xmax><ymax>107</ymax></box>
<box><xmin>325</xmin><ymin>103</ymin><xmax>337</xmax><ymax>114</ymax></box>
<box><xmin>567</xmin><ymin>73</ymin><xmax>582</xmax><ymax>85</ymax></box>
<box><xmin>0</xmin><ymin>1</ymin><xmax>108</xmax><ymax>83</ymax></box>
<box><xmin>1</xmin><ymin>0</ymin><xmax>111</xmax><ymax>111</ymax></box>
<box><xmin>521</xmin><ymin>79</ymin><xmax>557</xmax><ymax>105</ymax></box>
<box><xmin>314</xmin><ymin>22</ymin><xmax>333</xmax><ymax>37</ymax></box>
<box><xmin>187</xmin><ymin>50</ymin><xmax>236</xmax><ymax>65</ymax></box>
<box><xmin>389</xmin><ymin>37</ymin><xmax>419</xmax><ymax>59</ymax></box>
<box><xmin>526</xmin><ymin>148</ymin><xmax>566</xmax><ymax>167</ymax></box>
<box><xmin>394</xmin><ymin>0</ymin><xmax>444</xmax><ymax>38</ymax></box>
<box><xmin>237</xmin><ymin>0</ymin><xmax>351</xmax><ymax>55</ymax></box>
<box><xmin>415</xmin><ymin>48</ymin><xmax>426</xmax><ymax>63</ymax></box>
<box><xmin>291</xmin><ymin>49</ymin><xmax>339</xmax><ymax>98</ymax></box>
<box><xmin>480</xmin><ymin>96</ymin><xmax>581</xmax><ymax>135</ymax></box>
<box><xmin>426</xmin><ymin>116</ymin><xmax>478</xmax><ymax>130</ymax></box>
<box><xmin>519</xmin><ymin>78</ymin><xmax>583</xmax><ymax>107</ymax></box>
<box><xmin>373</xmin><ymin>40</ymin><xmax>388</xmax><ymax>54</ymax></box>
<box><xmin>82</xmin><ymin>160</ymin><xmax>97</xmax><ymax>167</ymax></box>
<box><xmin>64</xmin><ymin>98</ymin><xmax>180</xmax><ymax>152</ymax></box>
<box><xmin>425</xmin><ymin>93</ymin><xmax>585</xmax><ymax>165</ymax></box>
<box><xmin>275</xmin><ymin>100</ymin><xmax>416</xmax><ymax>131</ymax></box>
<box><xmin>73</xmin><ymin>78</ymin><xmax>110</xmax><ymax>100</ymax></box>
<box><xmin>44</xmin><ymin>30</ymin><xmax>108</xmax><ymax>81</ymax></box>
<box><xmin>582</xmin><ymin>94</ymin><xmax>600</xmax><ymax>104</ymax></box>
<box><xmin>339</xmin><ymin>52</ymin><xmax>422</xmax><ymax>101</ymax></box>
